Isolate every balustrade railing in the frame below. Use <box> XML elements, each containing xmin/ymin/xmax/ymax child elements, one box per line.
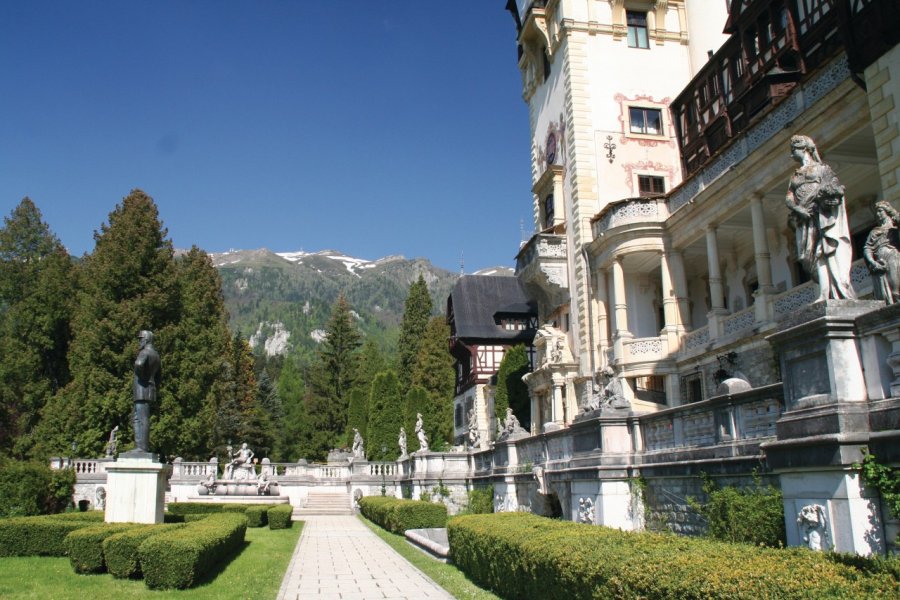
<box><xmin>641</xmin><ymin>384</ymin><xmax>784</xmax><ymax>454</ymax></box>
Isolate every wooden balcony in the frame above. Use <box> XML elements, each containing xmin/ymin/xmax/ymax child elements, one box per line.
<box><xmin>672</xmin><ymin>0</ymin><xmax>895</xmax><ymax>178</ymax></box>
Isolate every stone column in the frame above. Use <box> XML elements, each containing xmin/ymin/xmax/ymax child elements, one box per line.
<box><xmin>612</xmin><ymin>257</ymin><xmax>632</xmax><ymax>360</ymax></box>
<box><xmin>705</xmin><ymin>226</ymin><xmax>728</xmax><ymax>338</ymax></box>
<box><xmin>668</xmin><ymin>249</ymin><xmax>691</xmax><ymax>330</ymax></box>
<box><xmin>596</xmin><ymin>268</ymin><xmax>611</xmax><ymax>366</ymax></box>
<box><xmin>660</xmin><ymin>251</ymin><xmax>678</xmax><ymax>357</ymax></box>
<box><xmin>551</xmin><ymin>376</ymin><xmax>566</xmax><ymax>426</ymax></box>
<box><xmin>750</xmin><ymin>194</ymin><xmax>775</xmax><ymax>323</ymax></box>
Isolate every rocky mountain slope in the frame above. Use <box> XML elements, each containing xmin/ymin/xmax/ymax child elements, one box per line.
<box><xmin>213</xmin><ymin>248</ymin><xmax>510</xmax><ymax>360</ymax></box>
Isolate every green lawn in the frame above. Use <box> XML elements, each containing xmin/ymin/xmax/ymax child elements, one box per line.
<box><xmin>358</xmin><ymin>515</ymin><xmax>501</xmax><ymax>600</ymax></box>
<box><xmin>0</xmin><ymin>522</ymin><xmax>302</xmax><ymax>599</ymax></box>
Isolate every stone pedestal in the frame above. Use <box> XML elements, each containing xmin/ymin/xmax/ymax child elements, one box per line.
<box><xmin>764</xmin><ymin>300</ymin><xmax>886</xmax><ymax>555</ymax></box>
<box><xmin>104</xmin><ymin>455</ymin><xmax>166</xmax><ymax>524</ymax></box>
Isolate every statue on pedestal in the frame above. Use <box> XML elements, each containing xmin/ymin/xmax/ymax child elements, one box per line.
<box><xmin>785</xmin><ymin>135</ymin><xmax>856</xmax><ymax>301</ymax></box>
<box><xmin>352</xmin><ymin>428</ymin><xmax>365</xmax><ymax>459</ymax></box>
<box><xmin>415</xmin><ymin>413</ymin><xmax>429</xmax><ymax>452</ymax></box>
<box><xmin>105</xmin><ymin>426</ymin><xmax>119</xmax><ymax>458</ymax></box>
<box><xmin>224</xmin><ymin>442</ymin><xmax>256</xmax><ymax>481</ymax></box>
<box><xmin>133</xmin><ymin>331</ymin><xmax>160</xmax><ymax>454</ymax></box>
<box><xmin>467</xmin><ymin>409</ymin><xmax>480</xmax><ymax>448</ymax></box>
<box><xmin>864</xmin><ymin>200</ymin><xmax>900</xmax><ymax>304</ymax></box>
<box><xmin>398</xmin><ymin>427</ymin><xmax>408</xmax><ymax>459</ymax></box>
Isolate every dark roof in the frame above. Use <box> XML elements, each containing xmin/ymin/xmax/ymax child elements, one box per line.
<box><xmin>448</xmin><ymin>275</ymin><xmax>537</xmax><ymax>342</ymax></box>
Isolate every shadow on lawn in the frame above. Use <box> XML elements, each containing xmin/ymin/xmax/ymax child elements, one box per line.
<box><xmin>186</xmin><ymin>540</ymin><xmax>252</xmax><ymax>588</ymax></box>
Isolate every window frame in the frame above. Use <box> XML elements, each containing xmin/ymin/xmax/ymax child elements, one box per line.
<box><xmin>628</xmin><ymin>106</ymin><xmax>664</xmax><ymax>137</ymax></box>
<box><xmin>626</xmin><ymin>11</ymin><xmax>650</xmax><ymax>49</ymax></box>
<box><xmin>637</xmin><ymin>175</ymin><xmax>666</xmax><ymax>197</ymax></box>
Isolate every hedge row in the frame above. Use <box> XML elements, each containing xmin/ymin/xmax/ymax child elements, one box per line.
<box><xmin>358</xmin><ymin>496</ymin><xmax>447</xmax><ymax>534</ymax></box>
<box><xmin>267</xmin><ymin>504</ymin><xmax>293</xmax><ymax>529</ymax></box>
<box><xmin>0</xmin><ymin>511</ymin><xmax>105</xmax><ymax>557</ymax></box>
<box><xmin>447</xmin><ymin>513</ymin><xmax>899</xmax><ymax>599</ymax></box>
<box><xmin>103</xmin><ymin>523</ymin><xmax>185</xmax><ymax>578</ymax></box>
<box><xmin>139</xmin><ymin>512</ymin><xmax>247</xmax><ymax>589</ymax></box>
<box><xmin>65</xmin><ymin>523</ymin><xmax>140</xmax><ymax>573</ymax></box>
<box><xmin>166</xmin><ymin>502</ymin><xmax>278</xmax><ymax>527</ymax></box>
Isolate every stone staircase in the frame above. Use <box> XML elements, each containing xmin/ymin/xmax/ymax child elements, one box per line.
<box><xmin>293</xmin><ymin>489</ymin><xmax>354</xmax><ymax>518</ymax></box>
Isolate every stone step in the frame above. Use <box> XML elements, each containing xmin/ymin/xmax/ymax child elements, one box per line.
<box><xmin>294</xmin><ymin>492</ymin><xmax>354</xmax><ymax>516</ymax></box>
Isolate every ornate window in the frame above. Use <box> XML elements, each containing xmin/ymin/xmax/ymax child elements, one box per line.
<box><xmin>629</xmin><ymin>107</ymin><xmax>663</xmax><ymax>135</ymax></box>
<box><xmin>544</xmin><ymin>194</ymin><xmax>555</xmax><ymax>229</ymax></box>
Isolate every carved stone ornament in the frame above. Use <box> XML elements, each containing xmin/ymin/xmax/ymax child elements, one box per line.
<box><xmin>797</xmin><ymin>504</ymin><xmax>828</xmax><ymax>551</ymax></box>
<box><xmin>578</xmin><ymin>497</ymin><xmax>595</xmax><ymax>524</ymax></box>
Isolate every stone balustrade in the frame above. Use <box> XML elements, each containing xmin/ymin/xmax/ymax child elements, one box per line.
<box><xmin>640</xmin><ymin>383</ymin><xmax>783</xmax><ymax>459</ymax></box>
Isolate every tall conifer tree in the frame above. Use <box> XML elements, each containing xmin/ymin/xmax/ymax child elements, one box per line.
<box><xmin>306</xmin><ymin>292</ymin><xmax>361</xmax><ymax>459</ymax></box>
<box><xmin>35</xmin><ymin>190</ymin><xmax>178</xmax><ymax>458</ymax></box>
<box><xmin>0</xmin><ymin>199</ymin><xmax>74</xmax><ymax>457</ymax></box>
<box><xmin>398</xmin><ymin>274</ymin><xmax>432</xmax><ymax>390</ymax></box>
<box><xmin>410</xmin><ymin>316</ymin><xmax>455</xmax><ymax>445</ymax></box>
<box><xmin>367</xmin><ymin>370</ymin><xmax>402</xmax><ymax>460</ymax></box>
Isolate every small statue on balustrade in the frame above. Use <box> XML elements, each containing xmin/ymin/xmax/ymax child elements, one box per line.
<box><xmin>352</xmin><ymin>428</ymin><xmax>365</xmax><ymax>459</ymax></box>
<box><xmin>398</xmin><ymin>427</ymin><xmax>408</xmax><ymax>459</ymax></box>
<box><xmin>599</xmin><ymin>366</ymin><xmax>630</xmax><ymax>410</ymax></box>
<box><xmin>467</xmin><ymin>409</ymin><xmax>480</xmax><ymax>448</ymax></box>
<box><xmin>415</xmin><ymin>413</ymin><xmax>429</xmax><ymax>452</ymax></box>
<box><xmin>864</xmin><ymin>200</ymin><xmax>900</xmax><ymax>304</ymax></box>
<box><xmin>105</xmin><ymin>426</ymin><xmax>119</xmax><ymax>458</ymax></box>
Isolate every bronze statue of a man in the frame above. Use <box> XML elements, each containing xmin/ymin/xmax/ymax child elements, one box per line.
<box><xmin>133</xmin><ymin>330</ymin><xmax>161</xmax><ymax>453</ymax></box>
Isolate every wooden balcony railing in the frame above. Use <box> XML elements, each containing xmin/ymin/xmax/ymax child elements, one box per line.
<box><xmin>671</xmin><ymin>0</ymin><xmax>894</xmax><ymax>178</ymax></box>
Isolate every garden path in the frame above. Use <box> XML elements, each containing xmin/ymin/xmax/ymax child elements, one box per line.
<box><xmin>276</xmin><ymin>515</ymin><xmax>454</xmax><ymax>600</ymax></box>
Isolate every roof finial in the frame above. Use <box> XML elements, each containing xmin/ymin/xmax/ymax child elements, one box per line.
<box><xmin>459</xmin><ymin>251</ymin><xmax>465</xmax><ymax>275</ymax></box>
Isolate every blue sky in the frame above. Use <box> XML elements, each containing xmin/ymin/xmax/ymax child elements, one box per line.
<box><xmin>0</xmin><ymin>2</ymin><xmax>531</xmax><ymax>273</ymax></box>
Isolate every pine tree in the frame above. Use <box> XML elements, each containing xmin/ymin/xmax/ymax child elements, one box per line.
<box><xmin>34</xmin><ymin>190</ymin><xmax>179</xmax><ymax>458</ymax></box>
<box><xmin>153</xmin><ymin>246</ymin><xmax>232</xmax><ymax>459</ymax></box>
<box><xmin>398</xmin><ymin>275</ymin><xmax>432</xmax><ymax>390</ymax></box>
<box><xmin>0</xmin><ymin>199</ymin><xmax>74</xmax><ymax>457</ymax></box>
<box><xmin>410</xmin><ymin>316</ymin><xmax>455</xmax><ymax>446</ymax></box>
<box><xmin>306</xmin><ymin>292</ymin><xmax>362</xmax><ymax>460</ymax></box>
<box><xmin>367</xmin><ymin>371</ymin><xmax>403</xmax><ymax>461</ymax></box>
<box><xmin>495</xmin><ymin>344</ymin><xmax>531</xmax><ymax>430</ymax></box>
<box><xmin>404</xmin><ymin>385</ymin><xmax>430</xmax><ymax>450</ymax></box>
<box><xmin>275</xmin><ymin>356</ymin><xmax>308</xmax><ymax>461</ymax></box>
<box><xmin>345</xmin><ymin>388</ymin><xmax>369</xmax><ymax>449</ymax></box>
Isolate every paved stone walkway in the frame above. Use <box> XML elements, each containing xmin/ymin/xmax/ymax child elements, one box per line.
<box><xmin>276</xmin><ymin>515</ymin><xmax>455</xmax><ymax>600</ymax></box>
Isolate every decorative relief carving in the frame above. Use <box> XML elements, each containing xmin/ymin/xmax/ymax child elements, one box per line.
<box><xmin>626</xmin><ymin>337</ymin><xmax>662</xmax><ymax>356</ymax></box>
<box><xmin>773</xmin><ymin>282</ymin><xmax>818</xmax><ymax>318</ymax></box>
<box><xmin>803</xmin><ymin>55</ymin><xmax>849</xmax><ymax>110</ymax></box>
<box><xmin>541</xmin><ymin>264</ymin><xmax>567</xmax><ymax>288</ymax></box>
<box><xmin>643</xmin><ymin>417</ymin><xmax>675</xmax><ymax>450</ymax></box>
<box><xmin>578</xmin><ymin>497</ymin><xmax>595</xmax><ymax>524</ymax></box>
<box><xmin>723</xmin><ymin>307</ymin><xmax>755</xmax><ymax>337</ymax></box>
<box><xmin>537</xmin><ymin>237</ymin><xmax>567</xmax><ymax>258</ymax></box>
<box><xmin>797</xmin><ymin>504</ymin><xmax>829</xmax><ymax>551</ymax></box>
<box><xmin>683</xmin><ymin>327</ymin><xmax>710</xmax><ymax>351</ymax></box>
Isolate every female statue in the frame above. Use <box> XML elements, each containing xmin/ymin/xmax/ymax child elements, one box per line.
<box><xmin>864</xmin><ymin>200</ymin><xmax>900</xmax><ymax>304</ymax></box>
<box><xmin>784</xmin><ymin>135</ymin><xmax>856</xmax><ymax>301</ymax></box>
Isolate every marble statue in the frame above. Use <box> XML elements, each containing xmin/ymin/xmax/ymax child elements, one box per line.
<box><xmin>578</xmin><ymin>497</ymin><xmax>594</xmax><ymax>524</ymax></box>
<box><xmin>105</xmin><ymin>426</ymin><xmax>119</xmax><ymax>458</ymax></box>
<box><xmin>224</xmin><ymin>442</ymin><xmax>256</xmax><ymax>481</ymax></box>
<box><xmin>785</xmin><ymin>135</ymin><xmax>856</xmax><ymax>301</ymax></box>
<box><xmin>398</xmin><ymin>427</ymin><xmax>408</xmax><ymax>459</ymax></box>
<box><xmin>352</xmin><ymin>428</ymin><xmax>365</xmax><ymax>459</ymax></box>
<box><xmin>599</xmin><ymin>366</ymin><xmax>629</xmax><ymax>409</ymax></box>
<box><xmin>415</xmin><ymin>413</ymin><xmax>429</xmax><ymax>452</ymax></box>
<box><xmin>503</xmin><ymin>407</ymin><xmax>525</xmax><ymax>434</ymax></box>
<box><xmin>798</xmin><ymin>504</ymin><xmax>828</xmax><ymax>551</ymax></box>
<box><xmin>95</xmin><ymin>486</ymin><xmax>106</xmax><ymax>510</ymax></box>
<box><xmin>467</xmin><ymin>409</ymin><xmax>480</xmax><ymax>447</ymax></box>
<box><xmin>256</xmin><ymin>471</ymin><xmax>271</xmax><ymax>495</ymax></box>
<box><xmin>200</xmin><ymin>472</ymin><xmax>216</xmax><ymax>494</ymax></box>
<box><xmin>864</xmin><ymin>200</ymin><xmax>900</xmax><ymax>304</ymax></box>
<box><xmin>133</xmin><ymin>330</ymin><xmax>161</xmax><ymax>453</ymax></box>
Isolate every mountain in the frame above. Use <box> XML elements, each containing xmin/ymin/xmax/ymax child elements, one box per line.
<box><xmin>212</xmin><ymin>249</ymin><xmax>481</xmax><ymax>361</ymax></box>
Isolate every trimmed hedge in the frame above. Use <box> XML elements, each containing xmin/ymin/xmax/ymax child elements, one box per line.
<box><xmin>0</xmin><ymin>461</ymin><xmax>75</xmax><ymax>517</ymax></box>
<box><xmin>138</xmin><ymin>512</ymin><xmax>247</xmax><ymax>589</ymax></box>
<box><xmin>448</xmin><ymin>513</ymin><xmax>899</xmax><ymax>599</ymax></box>
<box><xmin>268</xmin><ymin>504</ymin><xmax>293</xmax><ymax>529</ymax></box>
<box><xmin>0</xmin><ymin>511</ymin><xmax>104</xmax><ymax>557</ymax></box>
<box><xmin>358</xmin><ymin>496</ymin><xmax>447</xmax><ymax>534</ymax></box>
<box><xmin>65</xmin><ymin>523</ymin><xmax>138</xmax><ymax>573</ymax></box>
<box><xmin>103</xmin><ymin>523</ymin><xmax>184</xmax><ymax>579</ymax></box>
<box><xmin>166</xmin><ymin>502</ymin><xmax>276</xmax><ymax>527</ymax></box>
